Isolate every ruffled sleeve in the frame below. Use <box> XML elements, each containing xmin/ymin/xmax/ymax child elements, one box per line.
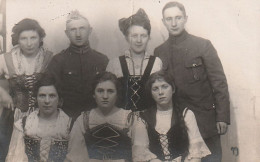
<box><xmin>0</xmin><ymin>54</ymin><xmax>8</xmax><ymax>79</ymax></box>
<box><xmin>106</xmin><ymin>57</ymin><xmax>123</xmax><ymax>78</ymax></box>
<box><xmin>150</xmin><ymin>57</ymin><xmax>163</xmax><ymax>74</ymax></box>
<box><xmin>5</xmin><ymin>119</ymin><xmax>28</xmax><ymax>162</ymax></box>
<box><xmin>65</xmin><ymin>113</ymin><xmax>89</xmax><ymax>162</ymax></box>
<box><xmin>132</xmin><ymin>116</ymin><xmax>157</xmax><ymax>162</ymax></box>
<box><xmin>184</xmin><ymin>110</ymin><xmax>211</xmax><ymax>160</ymax></box>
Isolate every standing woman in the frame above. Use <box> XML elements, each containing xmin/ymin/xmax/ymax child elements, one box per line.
<box><xmin>106</xmin><ymin>9</ymin><xmax>162</xmax><ymax>112</ymax></box>
<box><xmin>66</xmin><ymin>72</ymin><xmax>133</xmax><ymax>162</ymax></box>
<box><xmin>0</xmin><ymin>18</ymin><xmax>52</xmax><ymax>160</ymax></box>
<box><xmin>133</xmin><ymin>71</ymin><xmax>211</xmax><ymax>162</ymax></box>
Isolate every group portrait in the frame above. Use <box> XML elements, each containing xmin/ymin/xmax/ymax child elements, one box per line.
<box><xmin>0</xmin><ymin>0</ymin><xmax>259</xmax><ymax>162</ymax></box>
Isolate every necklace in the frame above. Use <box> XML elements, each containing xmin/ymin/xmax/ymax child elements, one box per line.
<box><xmin>15</xmin><ymin>47</ymin><xmax>42</xmax><ymax>75</ymax></box>
<box><xmin>130</xmin><ymin>53</ymin><xmax>145</xmax><ymax>76</ymax></box>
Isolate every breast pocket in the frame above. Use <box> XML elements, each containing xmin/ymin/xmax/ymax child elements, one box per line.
<box><xmin>185</xmin><ymin>58</ymin><xmax>203</xmax><ymax>83</ymax></box>
<box><xmin>62</xmin><ymin>70</ymin><xmax>79</xmax><ymax>86</ymax></box>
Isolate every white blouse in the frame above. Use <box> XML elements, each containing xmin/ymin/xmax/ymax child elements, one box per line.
<box><xmin>106</xmin><ymin>50</ymin><xmax>162</xmax><ymax>77</ymax></box>
<box><xmin>156</xmin><ymin>109</ymin><xmax>173</xmax><ymax>134</ymax></box>
<box><xmin>0</xmin><ymin>45</ymin><xmax>47</xmax><ymax>79</ymax></box>
<box><xmin>6</xmin><ymin>109</ymin><xmax>71</xmax><ymax>162</ymax></box>
<box><xmin>132</xmin><ymin>109</ymin><xmax>211</xmax><ymax>162</ymax></box>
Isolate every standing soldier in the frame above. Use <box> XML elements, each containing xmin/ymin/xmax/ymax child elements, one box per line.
<box><xmin>47</xmin><ymin>11</ymin><xmax>108</xmax><ymax>119</ymax></box>
<box><xmin>155</xmin><ymin>2</ymin><xmax>230</xmax><ymax>162</ymax></box>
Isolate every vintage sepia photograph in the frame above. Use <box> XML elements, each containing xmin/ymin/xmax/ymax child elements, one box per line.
<box><xmin>0</xmin><ymin>0</ymin><xmax>259</xmax><ymax>162</ymax></box>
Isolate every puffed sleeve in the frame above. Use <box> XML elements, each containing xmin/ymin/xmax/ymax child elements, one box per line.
<box><xmin>132</xmin><ymin>116</ymin><xmax>157</xmax><ymax>162</ymax></box>
<box><xmin>150</xmin><ymin>57</ymin><xmax>163</xmax><ymax>74</ymax></box>
<box><xmin>65</xmin><ymin>114</ymin><xmax>90</xmax><ymax>162</ymax></box>
<box><xmin>0</xmin><ymin>54</ymin><xmax>8</xmax><ymax>79</ymax></box>
<box><xmin>5</xmin><ymin>119</ymin><xmax>28</xmax><ymax>162</ymax></box>
<box><xmin>184</xmin><ymin>110</ymin><xmax>211</xmax><ymax>161</ymax></box>
<box><xmin>106</xmin><ymin>57</ymin><xmax>123</xmax><ymax>78</ymax></box>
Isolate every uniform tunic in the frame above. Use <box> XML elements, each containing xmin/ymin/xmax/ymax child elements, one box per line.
<box><xmin>154</xmin><ymin>30</ymin><xmax>230</xmax><ymax>138</ymax></box>
<box><xmin>47</xmin><ymin>44</ymin><xmax>108</xmax><ymax>118</ymax></box>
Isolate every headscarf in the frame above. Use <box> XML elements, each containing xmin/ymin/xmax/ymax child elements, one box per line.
<box><xmin>119</xmin><ymin>8</ymin><xmax>151</xmax><ymax>36</ymax></box>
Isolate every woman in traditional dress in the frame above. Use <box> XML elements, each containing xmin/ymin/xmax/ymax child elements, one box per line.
<box><xmin>5</xmin><ymin>76</ymin><xmax>74</xmax><ymax>162</ymax></box>
<box><xmin>106</xmin><ymin>9</ymin><xmax>162</xmax><ymax>112</ymax></box>
<box><xmin>0</xmin><ymin>18</ymin><xmax>52</xmax><ymax>160</ymax></box>
<box><xmin>133</xmin><ymin>70</ymin><xmax>211</xmax><ymax>162</ymax></box>
<box><xmin>66</xmin><ymin>72</ymin><xmax>133</xmax><ymax>162</ymax></box>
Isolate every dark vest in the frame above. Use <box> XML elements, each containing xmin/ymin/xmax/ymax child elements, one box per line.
<box><xmin>0</xmin><ymin>51</ymin><xmax>52</xmax><ymax>161</ymax></box>
<box><xmin>140</xmin><ymin>107</ymin><xmax>189</xmax><ymax>161</ymax></box>
<box><xmin>118</xmin><ymin>55</ymin><xmax>155</xmax><ymax>111</ymax></box>
<box><xmin>22</xmin><ymin>116</ymin><xmax>74</xmax><ymax>162</ymax></box>
<box><xmin>83</xmin><ymin>111</ymin><xmax>132</xmax><ymax>161</ymax></box>
<box><xmin>4</xmin><ymin>51</ymin><xmax>52</xmax><ymax>112</ymax></box>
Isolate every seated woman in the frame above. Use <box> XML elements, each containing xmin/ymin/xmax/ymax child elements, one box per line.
<box><xmin>66</xmin><ymin>72</ymin><xmax>133</xmax><ymax>162</ymax></box>
<box><xmin>106</xmin><ymin>9</ymin><xmax>162</xmax><ymax>112</ymax></box>
<box><xmin>133</xmin><ymin>71</ymin><xmax>211</xmax><ymax>162</ymax></box>
<box><xmin>5</xmin><ymin>76</ymin><xmax>74</xmax><ymax>162</ymax></box>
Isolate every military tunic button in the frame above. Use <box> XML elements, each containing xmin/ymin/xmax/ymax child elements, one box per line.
<box><xmin>194</xmin><ymin>74</ymin><xmax>199</xmax><ymax>80</ymax></box>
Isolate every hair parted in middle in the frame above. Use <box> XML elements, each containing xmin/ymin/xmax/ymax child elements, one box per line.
<box><xmin>145</xmin><ymin>70</ymin><xmax>176</xmax><ymax>106</ymax></box>
<box><xmin>35</xmin><ymin>73</ymin><xmax>62</xmax><ymax>98</ymax></box>
<box><xmin>143</xmin><ymin>70</ymin><xmax>190</xmax><ymax>157</ymax></box>
<box><xmin>91</xmin><ymin>71</ymin><xmax>122</xmax><ymax>107</ymax></box>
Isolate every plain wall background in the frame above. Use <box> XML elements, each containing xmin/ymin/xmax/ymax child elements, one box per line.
<box><xmin>5</xmin><ymin>0</ymin><xmax>260</xmax><ymax>161</ymax></box>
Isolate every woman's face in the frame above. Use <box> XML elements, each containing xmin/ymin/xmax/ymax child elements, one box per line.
<box><xmin>18</xmin><ymin>30</ymin><xmax>41</xmax><ymax>56</ymax></box>
<box><xmin>126</xmin><ymin>25</ymin><xmax>149</xmax><ymax>55</ymax></box>
<box><xmin>37</xmin><ymin>85</ymin><xmax>59</xmax><ymax>117</ymax></box>
<box><xmin>94</xmin><ymin>80</ymin><xmax>117</xmax><ymax>113</ymax></box>
<box><xmin>151</xmin><ymin>79</ymin><xmax>173</xmax><ymax>108</ymax></box>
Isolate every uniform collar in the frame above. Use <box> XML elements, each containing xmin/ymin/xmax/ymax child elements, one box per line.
<box><xmin>168</xmin><ymin>30</ymin><xmax>189</xmax><ymax>45</ymax></box>
<box><xmin>124</xmin><ymin>50</ymin><xmax>151</xmax><ymax>59</ymax></box>
<box><xmin>68</xmin><ymin>43</ymin><xmax>90</xmax><ymax>55</ymax></box>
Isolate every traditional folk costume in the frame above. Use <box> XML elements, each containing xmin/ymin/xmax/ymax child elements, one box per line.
<box><xmin>0</xmin><ymin>45</ymin><xmax>52</xmax><ymax>159</ymax></box>
<box><xmin>106</xmin><ymin>9</ymin><xmax>162</xmax><ymax>111</ymax></box>
<box><xmin>6</xmin><ymin>109</ymin><xmax>74</xmax><ymax>162</ymax></box>
<box><xmin>133</xmin><ymin>108</ymin><xmax>211</xmax><ymax>162</ymax></box>
<box><xmin>0</xmin><ymin>45</ymin><xmax>52</xmax><ymax>120</ymax></box>
<box><xmin>66</xmin><ymin>108</ymin><xmax>133</xmax><ymax>162</ymax></box>
<box><xmin>107</xmin><ymin>50</ymin><xmax>162</xmax><ymax>111</ymax></box>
